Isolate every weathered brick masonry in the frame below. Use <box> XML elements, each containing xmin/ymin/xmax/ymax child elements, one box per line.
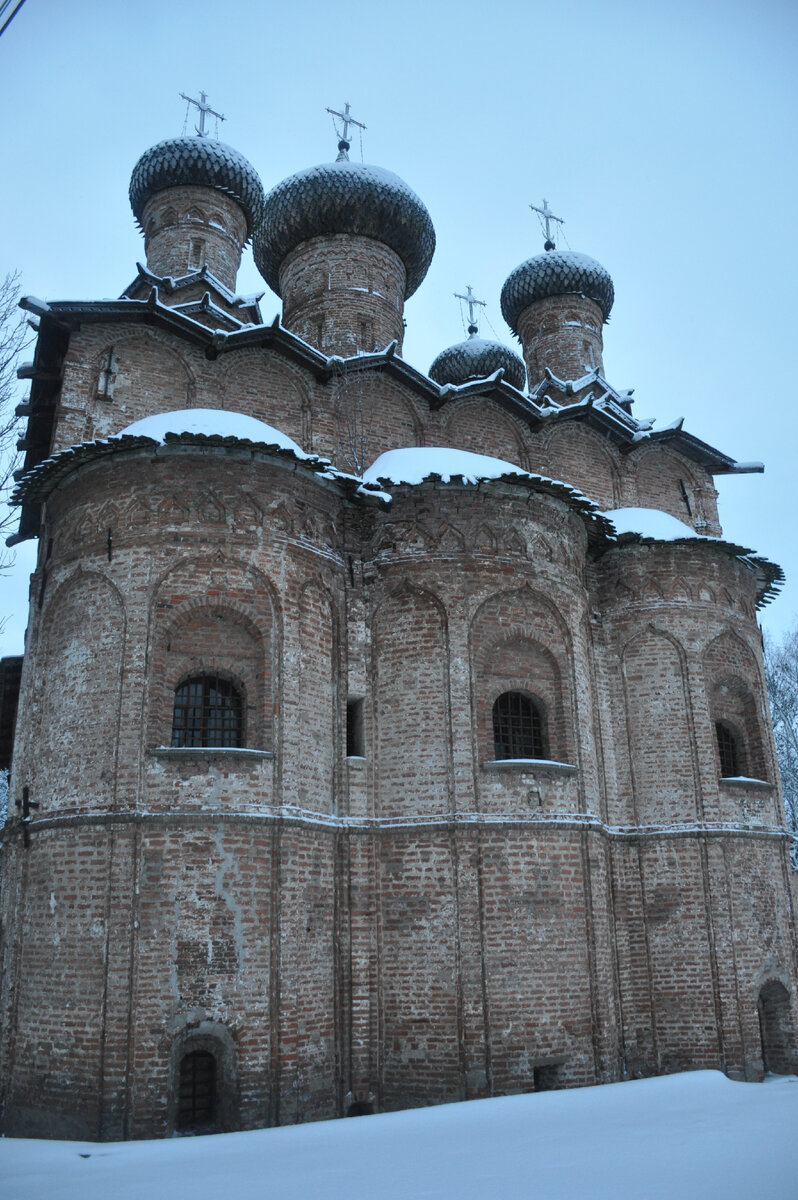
<box><xmin>1</xmin><ymin>123</ymin><xmax>795</xmax><ymax>1140</ymax></box>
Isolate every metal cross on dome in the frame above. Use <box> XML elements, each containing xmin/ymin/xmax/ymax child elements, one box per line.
<box><xmin>454</xmin><ymin>285</ymin><xmax>486</xmax><ymax>335</ymax></box>
<box><xmin>180</xmin><ymin>90</ymin><xmax>226</xmax><ymax>138</ymax></box>
<box><xmin>326</xmin><ymin>101</ymin><xmax>366</xmax><ymax>161</ymax></box>
<box><xmin>530</xmin><ymin>198</ymin><xmax>563</xmax><ymax>250</ymax></box>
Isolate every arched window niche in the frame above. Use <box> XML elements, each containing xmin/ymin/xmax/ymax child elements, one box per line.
<box><xmin>708</xmin><ymin>675</ymin><xmax>768</xmax><ymax>784</ymax></box>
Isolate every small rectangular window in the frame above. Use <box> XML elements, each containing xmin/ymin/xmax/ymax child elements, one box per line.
<box><xmin>346</xmin><ymin>697</ymin><xmax>364</xmax><ymax>758</ymax></box>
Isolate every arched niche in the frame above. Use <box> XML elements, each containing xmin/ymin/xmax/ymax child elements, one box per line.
<box><xmin>334</xmin><ymin>375</ymin><xmax>423</xmax><ymax>475</ymax></box>
<box><xmin>758</xmin><ymin>980</ymin><xmax>796</xmax><ymax>1075</ymax></box>
<box><xmin>372</xmin><ymin>584</ymin><xmax>451</xmax><ymax>817</ymax></box>
<box><xmin>168</xmin><ymin>1020</ymin><xmax>239</xmax><ymax>1134</ymax></box>
<box><xmin>147</xmin><ymin>558</ymin><xmax>278</xmax><ymax>751</ymax></box>
<box><xmin>542</xmin><ymin>422</ymin><xmax>621</xmax><ymax>509</ymax></box>
<box><xmin>27</xmin><ymin>570</ymin><xmax>125</xmax><ymax>813</ymax></box>
<box><xmin>85</xmin><ymin>332</ymin><xmax>195</xmax><ymax>440</ymax></box>
<box><xmin>622</xmin><ymin>626</ymin><xmax>698</xmax><ymax>823</ymax></box>
<box><xmin>297</xmin><ymin>579</ymin><xmax>337</xmax><ymax>811</ymax></box>
<box><xmin>221</xmin><ymin>349</ymin><xmax>311</xmax><ymax>448</ymax></box>
<box><xmin>470</xmin><ymin>585</ymin><xmax>572</xmax><ymax>763</ymax></box>
<box><xmin>703</xmin><ymin>630</ymin><xmax>769</xmax><ymax>781</ymax></box>
<box><xmin>442</xmin><ymin>399</ymin><xmax>528</xmax><ymax>470</ymax></box>
<box><xmin>631</xmin><ymin>446</ymin><xmax>717</xmax><ymax>529</ymax></box>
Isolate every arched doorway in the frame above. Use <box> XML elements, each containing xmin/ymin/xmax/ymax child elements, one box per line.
<box><xmin>758</xmin><ymin>980</ymin><xmax>794</xmax><ymax>1075</ymax></box>
<box><xmin>177</xmin><ymin>1049</ymin><xmax>217</xmax><ymax>1133</ymax></box>
<box><xmin>170</xmin><ymin>1023</ymin><xmax>239</xmax><ymax>1135</ymax></box>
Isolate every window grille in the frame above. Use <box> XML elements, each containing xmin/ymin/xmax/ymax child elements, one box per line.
<box><xmin>493</xmin><ymin>692</ymin><xmax>545</xmax><ymax>760</ymax></box>
<box><xmin>177</xmin><ymin>1049</ymin><xmax>216</xmax><ymax>1132</ymax></box>
<box><xmin>171</xmin><ymin>674</ymin><xmax>243</xmax><ymax>748</ymax></box>
<box><xmin>716</xmin><ymin>720</ymin><xmax>740</xmax><ymax>777</ymax></box>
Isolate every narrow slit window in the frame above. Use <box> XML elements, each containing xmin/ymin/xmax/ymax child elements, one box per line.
<box><xmin>716</xmin><ymin>720</ymin><xmax>741</xmax><ymax>777</ymax></box>
<box><xmin>188</xmin><ymin>238</ymin><xmax>205</xmax><ymax>269</ymax></box>
<box><xmin>347</xmin><ymin>697</ymin><xmax>364</xmax><ymax>757</ymax></box>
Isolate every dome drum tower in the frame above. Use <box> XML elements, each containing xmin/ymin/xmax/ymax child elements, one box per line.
<box><xmin>138</xmin><ymin>186</ymin><xmax>250</xmax><ymax>291</ymax></box>
<box><xmin>278</xmin><ymin>233</ymin><xmax>406</xmax><ymax>356</ymax></box>
<box><xmin>501</xmin><ymin>250</ymin><xmax>615</xmax><ymax>386</ymax></box>
<box><xmin>129</xmin><ymin>136</ymin><xmax>266</xmax><ymax>292</ymax></box>
<box><xmin>254</xmin><ymin>159</ymin><xmax>435</xmax><ymax>358</ymax></box>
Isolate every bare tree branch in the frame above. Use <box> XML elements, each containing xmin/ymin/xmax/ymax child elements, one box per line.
<box><xmin>764</xmin><ymin>625</ymin><xmax>798</xmax><ymax>867</ymax></box>
<box><xmin>0</xmin><ymin>271</ymin><xmax>32</xmax><ymax>570</ymax></box>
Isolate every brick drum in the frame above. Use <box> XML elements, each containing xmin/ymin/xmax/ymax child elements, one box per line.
<box><xmin>1</xmin><ymin>125</ymin><xmax>795</xmax><ymax>1141</ymax></box>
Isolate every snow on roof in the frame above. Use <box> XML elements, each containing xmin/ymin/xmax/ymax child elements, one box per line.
<box><xmin>118</xmin><ymin>409</ymin><xmax>308</xmax><ymax>456</ymax></box>
<box><xmin>601</xmin><ymin>507</ymin><xmax>704</xmax><ymax>541</ymax></box>
<box><xmin>363</xmin><ymin>447</ymin><xmax>533</xmax><ymax>487</ymax></box>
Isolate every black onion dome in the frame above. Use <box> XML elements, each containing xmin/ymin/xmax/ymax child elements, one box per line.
<box><xmin>429</xmin><ymin>336</ymin><xmax>526</xmax><ymax>391</ymax></box>
<box><xmin>500</xmin><ymin>250</ymin><xmax>614</xmax><ymax>334</ymax></box>
<box><xmin>253</xmin><ymin>161</ymin><xmax>435</xmax><ymax>298</ymax></box>
<box><xmin>129</xmin><ymin>137</ymin><xmax>266</xmax><ymax>237</ymax></box>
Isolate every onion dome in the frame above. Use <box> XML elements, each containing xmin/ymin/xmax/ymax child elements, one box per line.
<box><xmin>429</xmin><ymin>334</ymin><xmax>526</xmax><ymax>390</ymax></box>
<box><xmin>129</xmin><ymin>137</ymin><xmax>266</xmax><ymax>238</ymax></box>
<box><xmin>500</xmin><ymin>250</ymin><xmax>614</xmax><ymax>335</ymax></box>
<box><xmin>253</xmin><ymin>161</ymin><xmax>435</xmax><ymax>298</ymax></box>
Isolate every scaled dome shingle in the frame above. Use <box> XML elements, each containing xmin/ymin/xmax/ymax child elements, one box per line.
<box><xmin>253</xmin><ymin>161</ymin><xmax>435</xmax><ymax>298</ymax></box>
<box><xmin>500</xmin><ymin>250</ymin><xmax>614</xmax><ymax>334</ymax></box>
<box><xmin>129</xmin><ymin>136</ymin><xmax>266</xmax><ymax>238</ymax></box>
<box><xmin>429</xmin><ymin>336</ymin><xmax>526</xmax><ymax>391</ymax></box>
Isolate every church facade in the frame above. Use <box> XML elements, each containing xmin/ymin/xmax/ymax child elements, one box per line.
<box><xmin>1</xmin><ymin>109</ymin><xmax>796</xmax><ymax>1140</ymax></box>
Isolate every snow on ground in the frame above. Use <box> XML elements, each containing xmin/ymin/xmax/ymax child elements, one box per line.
<box><xmin>118</xmin><ymin>409</ymin><xmax>309</xmax><ymax>456</ymax></box>
<box><xmin>3</xmin><ymin>1071</ymin><xmax>797</xmax><ymax>1200</ymax></box>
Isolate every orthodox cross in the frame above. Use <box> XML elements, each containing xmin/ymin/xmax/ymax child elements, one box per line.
<box><xmin>454</xmin><ymin>285</ymin><xmax>486</xmax><ymax>335</ymax></box>
<box><xmin>326</xmin><ymin>101</ymin><xmax>366</xmax><ymax>161</ymax></box>
<box><xmin>530</xmin><ymin>198</ymin><xmax>563</xmax><ymax>250</ymax></box>
<box><xmin>180</xmin><ymin>90</ymin><xmax>226</xmax><ymax>138</ymax></box>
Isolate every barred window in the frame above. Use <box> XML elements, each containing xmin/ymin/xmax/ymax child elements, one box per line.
<box><xmin>716</xmin><ymin>720</ymin><xmax>741</xmax><ymax>777</ymax></box>
<box><xmin>493</xmin><ymin>691</ymin><xmax>545</xmax><ymax>760</ymax></box>
<box><xmin>171</xmin><ymin>674</ymin><xmax>243</xmax><ymax>748</ymax></box>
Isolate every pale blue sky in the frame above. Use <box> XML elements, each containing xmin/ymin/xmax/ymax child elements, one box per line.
<box><xmin>2</xmin><ymin>0</ymin><xmax>796</xmax><ymax>654</ymax></box>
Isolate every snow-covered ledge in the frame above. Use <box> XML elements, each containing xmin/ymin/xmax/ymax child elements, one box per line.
<box><xmin>719</xmin><ymin>776</ymin><xmax>773</xmax><ymax>791</ymax></box>
<box><xmin>482</xmin><ymin>759</ymin><xmax>578</xmax><ymax>776</ymax></box>
<box><xmin>150</xmin><ymin>747</ymin><xmax>274</xmax><ymax>761</ymax></box>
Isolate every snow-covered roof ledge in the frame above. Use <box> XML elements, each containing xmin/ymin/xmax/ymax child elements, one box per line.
<box><xmin>600</xmin><ymin>507</ymin><xmax>784</xmax><ymax>607</ymax></box>
<box><xmin>9</xmin><ymin>409</ymin><xmax>391</xmax><ymax>513</ymax></box>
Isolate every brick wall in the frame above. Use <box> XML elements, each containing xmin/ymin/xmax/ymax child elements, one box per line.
<box><xmin>141</xmin><ymin>186</ymin><xmax>248</xmax><ymax>290</ymax></box>
<box><xmin>2</xmin><ymin>310</ymin><xmax>794</xmax><ymax>1141</ymax></box>
<box><xmin>279</xmin><ymin>235</ymin><xmax>406</xmax><ymax>356</ymax></box>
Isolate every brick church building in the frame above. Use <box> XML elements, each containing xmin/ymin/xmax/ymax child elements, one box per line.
<box><xmin>1</xmin><ymin>103</ymin><xmax>796</xmax><ymax>1140</ymax></box>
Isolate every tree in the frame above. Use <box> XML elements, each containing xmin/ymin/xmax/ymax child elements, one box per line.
<box><xmin>764</xmin><ymin>622</ymin><xmax>798</xmax><ymax>868</ymax></box>
<box><xmin>0</xmin><ymin>271</ymin><xmax>29</xmax><ymax>567</ymax></box>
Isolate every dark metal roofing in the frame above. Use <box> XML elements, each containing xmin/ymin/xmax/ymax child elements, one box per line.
<box><xmin>253</xmin><ymin>161</ymin><xmax>435</xmax><ymax>298</ymax></box>
<box><xmin>428</xmin><ymin>336</ymin><xmax>526</xmax><ymax>391</ymax></box>
<box><xmin>501</xmin><ymin>250</ymin><xmax>615</xmax><ymax>334</ymax></box>
<box><xmin>129</xmin><ymin>137</ymin><xmax>265</xmax><ymax>237</ymax></box>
